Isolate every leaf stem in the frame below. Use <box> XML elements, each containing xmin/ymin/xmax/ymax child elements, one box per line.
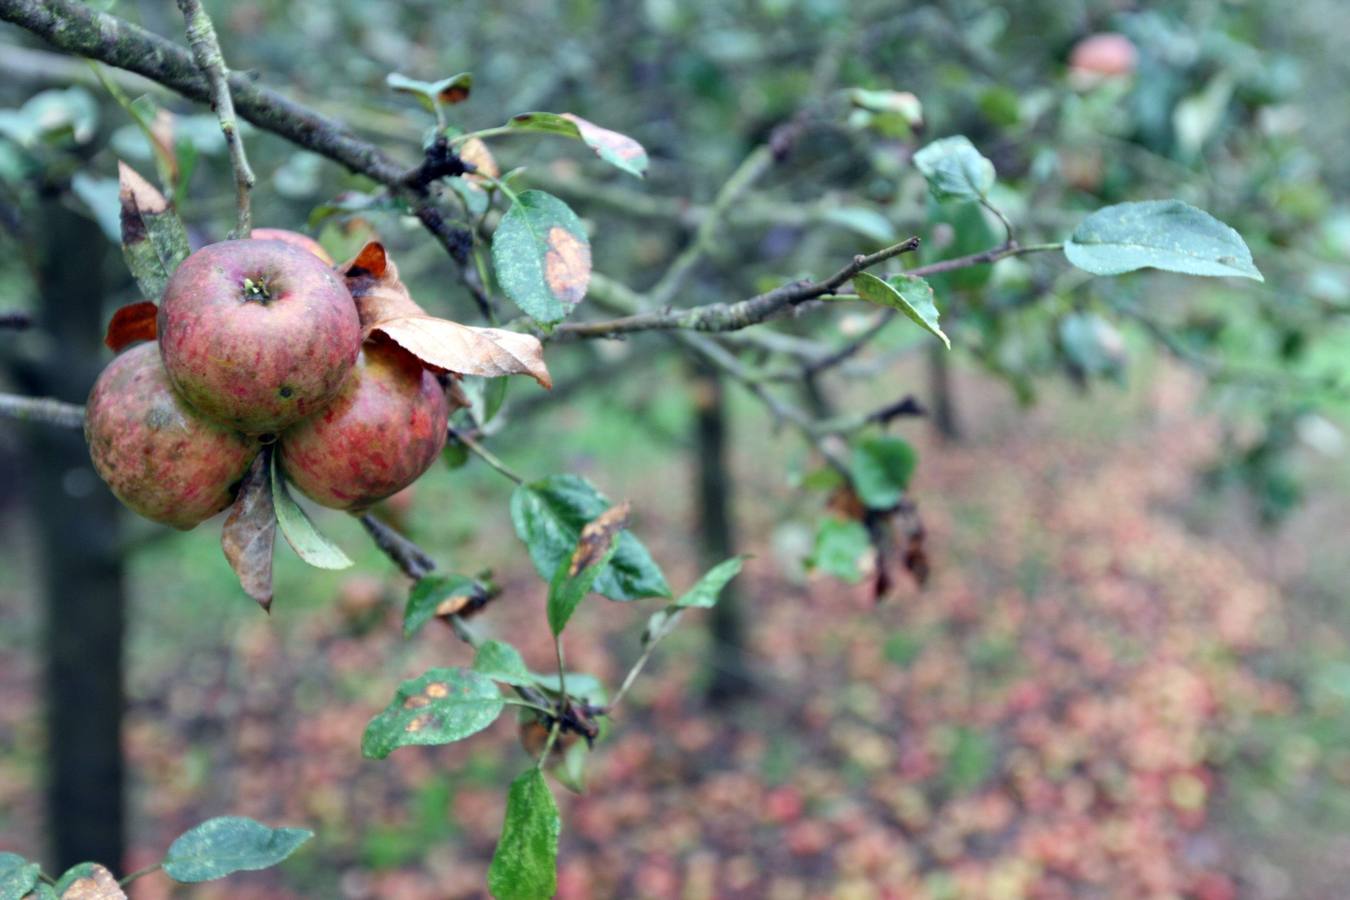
<box><xmin>448</xmin><ymin>426</ymin><xmax>524</xmax><ymax>484</ymax></box>
<box><xmin>118</xmin><ymin>862</ymin><xmax>162</xmax><ymax>887</ymax></box>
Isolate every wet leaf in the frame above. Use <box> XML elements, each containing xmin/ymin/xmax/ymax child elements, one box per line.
<box><xmin>0</xmin><ymin>852</ymin><xmax>39</xmax><ymax>900</ymax></box>
<box><xmin>386</xmin><ymin>72</ymin><xmax>473</xmax><ymax>112</ymax></box>
<box><xmin>491</xmin><ymin>191</ymin><xmax>591</xmax><ymax>324</ymax></box>
<box><xmin>851</xmin><ymin>436</ymin><xmax>918</xmax><ymax>510</ymax></box>
<box><xmin>340</xmin><ymin>242</ymin><xmax>552</xmax><ymax>387</ymax></box>
<box><xmin>488</xmin><ymin>768</ymin><xmax>560</xmax><ymax>900</ymax></box>
<box><xmin>548</xmin><ymin>531</ymin><xmax>620</xmax><ymax>636</ymax></box>
<box><xmin>507</xmin><ymin>112</ymin><xmax>648</xmax><ymax>178</ymax></box>
<box><xmin>162</xmin><ymin>817</ymin><xmax>312</xmax><ymax>883</ymax></box>
<box><xmin>361</xmin><ymin>668</ymin><xmax>505</xmax><ymax>759</ymax></box>
<box><xmin>55</xmin><ymin>864</ymin><xmax>125</xmax><ymax>899</ymax></box>
<box><xmin>851</xmin><ymin>272</ymin><xmax>950</xmax><ymax>348</ymax></box>
<box><xmin>1064</xmin><ymin>200</ymin><xmax>1263</xmax><ymax>281</ymax></box>
<box><xmin>404</xmin><ymin>573</ymin><xmax>487</xmax><ymax>638</ymax></box>
<box><xmin>117</xmin><ymin>161</ymin><xmax>189</xmax><ymax>302</ymax></box>
<box><xmin>511</xmin><ymin>475</ymin><xmax>670</xmax><ymax>601</ymax></box>
<box><xmin>270</xmin><ymin>453</ymin><xmax>353</xmax><ymax>570</ymax></box>
<box><xmin>221</xmin><ymin>451</ymin><xmax>275</xmax><ymax>611</ymax></box>
<box><xmin>913</xmin><ymin>135</ymin><xmax>995</xmax><ymax>202</ymax></box>
<box><xmin>102</xmin><ymin>300</ymin><xmax>158</xmax><ymax>351</ymax></box>
<box><xmin>675</xmin><ymin>555</ymin><xmax>745</xmax><ymax>608</ymax></box>
<box><xmin>473</xmin><ymin>639</ymin><xmax>536</xmax><ymax>687</ymax></box>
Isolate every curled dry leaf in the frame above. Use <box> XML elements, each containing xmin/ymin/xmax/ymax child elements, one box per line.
<box><xmin>103</xmin><ymin>300</ymin><xmax>158</xmax><ymax>351</ymax></box>
<box><xmin>61</xmin><ymin>864</ymin><xmax>128</xmax><ymax>900</ymax></box>
<box><xmin>339</xmin><ymin>241</ymin><xmax>552</xmax><ymax>389</ymax></box>
<box><xmin>118</xmin><ymin>160</ymin><xmax>190</xmax><ymax>303</ymax></box>
<box><xmin>221</xmin><ymin>450</ymin><xmax>276</xmax><ymax>612</ymax></box>
<box><xmin>570</xmin><ymin>500</ymin><xmax>631</xmax><ymax>576</ymax></box>
<box><xmin>459</xmin><ymin>137</ymin><xmax>499</xmax><ymax>180</ymax></box>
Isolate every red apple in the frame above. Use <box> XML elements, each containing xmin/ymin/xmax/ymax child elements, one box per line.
<box><xmin>157</xmin><ymin>238</ymin><xmax>360</xmax><ymax>434</ymax></box>
<box><xmin>85</xmin><ymin>342</ymin><xmax>260</xmax><ymax>529</ymax></box>
<box><xmin>251</xmin><ymin>227</ymin><xmax>334</xmax><ymax>265</ymax></box>
<box><xmin>277</xmin><ymin>341</ymin><xmax>449</xmax><ymax>511</ymax></box>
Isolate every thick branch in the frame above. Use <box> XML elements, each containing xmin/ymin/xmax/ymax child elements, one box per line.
<box><xmin>175</xmin><ymin>0</ymin><xmax>253</xmax><ymax>237</ymax></box>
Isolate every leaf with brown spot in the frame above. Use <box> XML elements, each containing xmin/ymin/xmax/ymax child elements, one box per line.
<box><xmin>491</xmin><ymin>190</ymin><xmax>591</xmax><ymax>324</ymax></box>
<box><xmin>117</xmin><ymin>161</ymin><xmax>189</xmax><ymax>302</ymax></box>
<box><xmin>569</xmin><ymin>501</ymin><xmax>631</xmax><ymax>576</ymax></box>
<box><xmin>506</xmin><ymin>111</ymin><xmax>649</xmax><ymax>178</ymax></box>
<box><xmin>221</xmin><ymin>450</ymin><xmax>275</xmax><ymax>612</ymax></box>
<box><xmin>339</xmin><ymin>242</ymin><xmax>552</xmax><ymax>387</ymax></box>
<box><xmin>361</xmin><ymin>667</ymin><xmax>504</xmax><ymax>759</ymax></box>
<box><xmin>103</xmin><ymin>300</ymin><xmax>158</xmax><ymax>351</ymax></box>
<box><xmin>386</xmin><ymin>72</ymin><xmax>473</xmax><ymax>112</ymax></box>
<box><xmin>59</xmin><ymin>864</ymin><xmax>127</xmax><ymax>899</ymax></box>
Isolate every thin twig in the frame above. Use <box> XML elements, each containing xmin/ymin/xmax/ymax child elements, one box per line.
<box><xmin>117</xmin><ymin>863</ymin><xmax>162</xmax><ymax>888</ymax></box>
<box><xmin>176</xmin><ymin>0</ymin><xmax>253</xmax><ymax>237</ymax></box>
<box><xmin>0</xmin><ymin>394</ymin><xmax>84</xmax><ymax>428</ymax></box>
<box><xmin>447</xmin><ymin>425</ymin><xmax>524</xmax><ymax>484</ymax></box>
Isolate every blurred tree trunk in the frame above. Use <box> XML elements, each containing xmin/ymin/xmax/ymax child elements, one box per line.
<box><xmin>692</xmin><ymin>366</ymin><xmax>752</xmax><ymax>704</ymax></box>
<box><xmin>14</xmin><ymin>199</ymin><xmax>126</xmax><ymax>870</ymax></box>
<box><xmin>927</xmin><ymin>343</ymin><xmax>962</xmax><ymax>441</ymax></box>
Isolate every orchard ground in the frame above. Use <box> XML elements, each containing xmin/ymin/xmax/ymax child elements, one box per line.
<box><xmin>2</xmin><ymin>351</ymin><xmax>1348</xmax><ymax>899</ymax></box>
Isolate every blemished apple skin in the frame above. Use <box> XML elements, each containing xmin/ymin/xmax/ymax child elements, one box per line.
<box><xmin>85</xmin><ymin>342</ymin><xmax>260</xmax><ymax>530</ymax></box>
<box><xmin>279</xmin><ymin>342</ymin><xmax>449</xmax><ymax>512</ymax></box>
<box><xmin>157</xmin><ymin>238</ymin><xmax>360</xmax><ymax>434</ymax></box>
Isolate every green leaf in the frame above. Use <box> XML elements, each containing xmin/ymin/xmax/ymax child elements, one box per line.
<box><xmin>641</xmin><ymin>607</ymin><xmax>683</xmax><ymax>648</ymax></box>
<box><xmin>361</xmin><ymin>668</ymin><xmax>505</xmax><ymax>759</ymax></box>
<box><xmin>0</xmin><ymin>852</ymin><xmax>38</xmax><ymax>900</ymax></box>
<box><xmin>912</xmin><ymin>135</ymin><xmax>995</xmax><ymax>202</ymax></box>
<box><xmin>850</xmin><ymin>436</ymin><xmax>918</xmax><ymax>510</ymax></box>
<box><xmin>511</xmin><ymin>475</ymin><xmax>670</xmax><ymax>601</ymax></box>
<box><xmin>492</xmin><ymin>190</ymin><xmax>591</xmax><ymax>324</ymax></box>
<box><xmin>847</xmin><ymin>88</ymin><xmax>923</xmax><ymax>125</ymax></box>
<box><xmin>675</xmin><ymin>556</ymin><xmax>745</xmax><ymax>608</ymax></box>
<box><xmin>1059</xmin><ymin>313</ymin><xmax>1127</xmax><ymax>376</ymax></box>
<box><xmin>446</xmin><ymin>177</ymin><xmax>489</xmax><ymax>218</ymax></box>
<box><xmin>403</xmin><ymin>574</ymin><xmax>486</xmax><ymax>638</ymax></box>
<box><xmin>1063</xmin><ymin>200</ymin><xmax>1263</xmax><ymax>281</ymax></box>
<box><xmin>507</xmin><ymin>112</ymin><xmax>648</xmax><ymax>178</ymax></box>
<box><xmin>70</xmin><ymin>173</ymin><xmax>121</xmax><ymax>243</ymax></box>
<box><xmin>555</xmin><ymin>737</ymin><xmax>592</xmax><ymax>794</ymax></box>
<box><xmin>530</xmin><ymin>671</ymin><xmax>608</xmax><ymax>706</ymax></box>
<box><xmin>924</xmin><ymin>197</ymin><xmax>996</xmax><ymax>292</ymax></box>
<box><xmin>546</xmin><ymin>537</ymin><xmax>619</xmax><ymax>636</ymax></box>
<box><xmin>52</xmin><ymin>863</ymin><xmax>125</xmax><ymax>897</ymax></box>
<box><xmin>161</xmin><ymin>817</ymin><xmax>312</xmax><ymax>883</ymax></box>
<box><xmin>487</xmin><ymin>769</ymin><xmax>560</xmax><ymax>900</ymax></box>
<box><xmin>821</xmin><ymin>206</ymin><xmax>898</xmax><ymax>244</ymax></box>
<box><xmin>473</xmin><ymin>640</ymin><xmax>536</xmax><ymax>688</ymax></box>
<box><xmin>117</xmin><ymin>161</ymin><xmax>190</xmax><ymax>302</ymax></box>
<box><xmin>809</xmin><ymin>519</ymin><xmax>870</xmax><ymax>584</ymax></box>
<box><xmin>386</xmin><ymin>72</ymin><xmax>473</xmax><ymax>113</ymax></box>
<box><xmin>270</xmin><ymin>454</ymin><xmax>352</xmax><ymax>570</ymax></box>
<box><xmin>26</xmin><ymin>884</ymin><xmax>58</xmax><ymax>900</ymax></box>
<box><xmin>52</xmin><ymin>862</ymin><xmax>98</xmax><ymax>895</ymax></box>
<box><xmin>851</xmin><ymin>272</ymin><xmax>950</xmax><ymax>348</ymax></box>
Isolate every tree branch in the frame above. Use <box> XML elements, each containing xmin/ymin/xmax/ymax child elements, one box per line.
<box><xmin>175</xmin><ymin>0</ymin><xmax>253</xmax><ymax>237</ymax></box>
<box><xmin>0</xmin><ymin>394</ymin><xmax>85</xmax><ymax>428</ymax></box>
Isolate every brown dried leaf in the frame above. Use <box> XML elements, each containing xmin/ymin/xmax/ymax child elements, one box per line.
<box><xmin>61</xmin><ymin>864</ymin><xmax>128</xmax><ymax>899</ymax></box>
<box><xmin>460</xmin><ymin>137</ymin><xmax>500</xmax><ymax>180</ymax></box>
<box><xmin>103</xmin><ymin>300</ymin><xmax>158</xmax><ymax>351</ymax></box>
<box><xmin>222</xmin><ymin>450</ymin><xmax>276</xmax><ymax>612</ymax></box>
<box><xmin>339</xmin><ymin>241</ymin><xmax>553</xmax><ymax>388</ymax></box>
<box><xmin>118</xmin><ymin>160</ymin><xmax>167</xmax><ymax>217</ymax></box>
<box><xmin>570</xmin><ymin>501</ymin><xmax>631</xmax><ymax>576</ymax></box>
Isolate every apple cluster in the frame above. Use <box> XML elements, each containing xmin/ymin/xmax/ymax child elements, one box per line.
<box><xmin>84</xmin><ymin>231</ymin><xmax>450</xmax><ymax>529</ymax></box>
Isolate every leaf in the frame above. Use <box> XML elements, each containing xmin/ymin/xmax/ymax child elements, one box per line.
<box><xmin>459</xmin><ymin>136</ymin><xmax>500</xmax><ymax>180</ymax></box>
<box><xmin>822</xmin><ymin>206</ymin><xmax>898</xmax><ymax>244</ymax></box>
<box><xmin>70</xmin><ymin>173</ymin><xmax>121</xmax><ymax>243</ymax></box>
<box><xmin>103</xmin><ymin>300</ymin><xmax>158</xmax><ymax>351</ymax></box>
<box><xmin>1059</xmin><ymin>312</ymin><xmax>1127</xmax><ymax>376</ymax></box>
<box><xmin>340</xmin><ymin>242</ymin><xmax>552</xmax><ymax>388</ymax></box>
<box><xmin>0</xmin><ymin>852</ymin><xmax>38</xmax><ymax>900</ymax></box>
<box><xmin>1063</xmin><ymin>199</ymin><xmax>1263</xmax><ymax>281</ymax></box>
<box><xmin>507</xmin><ymin>112</ymin><xmax>648</xmax><ymax>178</ymax></box>
<box><xmin>53</xmin><ymin>864</ymin><xmax>125</xmax><ymax>899</ymax></box>
<box><xmin>851</xmin><ymin>272</ymin><xmax>950</xmax><ymax>348</ymax></box>
<box><xmin>809</xmin><ymin>519</ymin><xmax>871</xmax><ymax>584</ymax></box>
<box><xmin>642</xmin><ymin>607</ymin><xmax>684</xmax><ymax>648</ymax></box>
<box><xmin>547</xmin><ymin>533</ymin><xmax>620</xmax><ymax>636</ymax></box>
<box><xmin>117</xmin><ymin>161</ymin><xmax>189</xmax><ymax>302</ymax></box>
<box><xmin>386</xmin><ymin>72</ymin><xmax>473</xmax><ymax>111</ymax></box>
<box><xmin>220</xmin><ymin>451</ymin><xmax>275</xmax><ymax>611</ymax></box>
<box><xmin>511</xmin><ymin>475</ymin><xmax>670</xmax><ymax>601</ymax></box>
<box><xmin>676</xmin><ymin>556</ymin><xmax>745</xmax><ymax>608</ymax></box>
<box><xmin>404</xmin><ymin>574</ymin><xmax>487</xmax><ymax>638</ymax></box>
<box><xmin>492</xmin><ymin>191</ymin><xmax>591</xmax><ymax>325</ymax></box>
<box><xmin>568</xmin><ymin>501</ymin><xmax>630</xmax><ymax>576</ymax></box>
<box><xmin>269</xmin><ymin>454</ymin><xmax>352</xmax><ymax>570</ymax></box>
<box><xmin>912</xmin><ymin>136</ymin><xmax>995</xmax><ymax>202</ymax></box>
<box><xmin>161</xmin><ymin>817</ymin><xmax>313</xmax><ymax>883</ymax></box>
<box><xmin>361</xmin><ymin>668</ymin><xmax>505</xmax><ymax>759</ymax></box>
<box><xmin>487</xmin><ymin>768</ymin><xmax>560</xmax><ymax>900</ymax></box>
<box><xmin>473</xmin><ymin>640</ymin><xmax>536</xmax><ymax>687</ymax></box>
<box><xmin>847</xmin><ymin>88</ymin><xmax>923</xmax><ymax>126</ymax></box>
<box><xmin>850</xmin><ymin>436</ymin><xmax>918</xmax><ymax>510</ymax></box>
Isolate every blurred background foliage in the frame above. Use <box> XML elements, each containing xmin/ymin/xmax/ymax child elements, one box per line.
<box><xmin>2</xmin><ymin>0</ymin><xmax>1350</xmax><ymax>897</ymax></box>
